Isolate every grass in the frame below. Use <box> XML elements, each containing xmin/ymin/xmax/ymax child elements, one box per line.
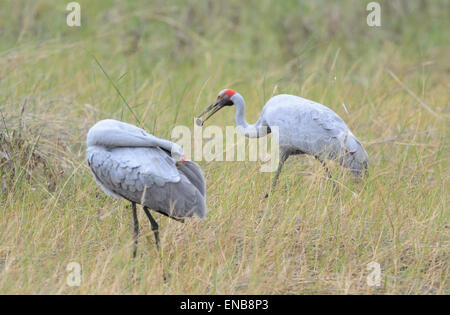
<box><xmin>0</xmin><ymin>0</ymin><xmax>448</xmax><ymax>294</ymax></box>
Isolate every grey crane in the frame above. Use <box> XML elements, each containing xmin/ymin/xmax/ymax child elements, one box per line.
<box><xmin>86</xmin><ymin>119</ymin><xmax>206</xmax><ymax>258</ymax></box>
<box><xmin>196</xmin><ymin>89</ymin><xmax>368</xmax><ymax>195</ymax></box>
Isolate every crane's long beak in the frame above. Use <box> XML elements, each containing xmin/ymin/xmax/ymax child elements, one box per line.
<box><xmin>196</xmin><ymin>99</ymin><xmax>226</xmax><ymax>126</ymax></box>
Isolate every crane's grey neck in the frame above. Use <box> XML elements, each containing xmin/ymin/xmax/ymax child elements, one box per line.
<box><xmin>232</xmin><ymin>93</ymin><xmax>266</xmax><ymax>138</ymax></box>
<box><xmin>86</xmin><ymin>119</ymin><xmax>175</xmax><ymax>152</ymax></box>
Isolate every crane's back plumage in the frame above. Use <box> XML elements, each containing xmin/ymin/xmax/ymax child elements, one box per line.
<box><xmin>260</xmin><ymin>94</ymin><xmax>368</xmax><ymax>176</ymax></box>
<box><xmin>86</xmin><ymin>120</ymin><xmax>206</xmax><ymax>220</ymax></box>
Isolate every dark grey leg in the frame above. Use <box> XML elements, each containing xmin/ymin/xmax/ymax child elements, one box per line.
<box><xmin>143</xmin><ymin>207</ymin><xmax>167</xmax><ymax>281</ymax></box>
<box><xmin>265</xmin><ymin>151</ymin><xmax>289</xmax><ymax>198</ymax></box>
<box><xmin>132</xmin><ymin>202</ymin><xmax>139</xmax><ymax>258</ymax></box>
<box><xmin>316</xmin><ymin>157</ymin><xmax>338</xmax><ymax>194</ymax></box>
<box><xmin>317</xmin><ymin>158</ymin><xmax>332</xmax><ymax>180</ymax></box>
<box><xmin>143</xmin><ymin>207</ymin><xmax>160</xmax><ymax>250</ymax></box>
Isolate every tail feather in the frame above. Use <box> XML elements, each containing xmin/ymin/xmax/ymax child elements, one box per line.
<box><xmin>176</xmin><ymin>161</ymin><xmax>207</xmax><ymax>219</ymax></box>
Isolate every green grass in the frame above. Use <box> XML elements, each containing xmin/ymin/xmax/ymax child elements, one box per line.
<box><xmin>0</xmin><ymin>0</ymin><xmax>448</xmax><ymax>294</ymax></box>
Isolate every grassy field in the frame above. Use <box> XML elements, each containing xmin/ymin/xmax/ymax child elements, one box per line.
<box><xmin>0</xmin><ymin>0</ymin><xmax>448</xmax><ymax>294</ymax></box>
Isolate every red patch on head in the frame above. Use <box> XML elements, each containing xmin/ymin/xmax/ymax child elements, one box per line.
<box><xmin>224</xmin><ymin>89</ymin><xmax>236</xmax><ymax>98</ymax></box>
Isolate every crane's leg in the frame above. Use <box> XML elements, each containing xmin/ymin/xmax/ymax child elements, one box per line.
<box><xmin>143</xmin><ymin>206</ymin><xmax>167</xmax><ymax>282</ymax></box>
<box><xmin>265</xmin><ymin>152</ymin><xmax>289</xmax><ymax>198</ymax></box>
<box><xmin>131</xmin><ymin>202</ymin><xmax>139</xmax><ymax>259</ymax></box>
<box><xmin>316</xmin><ymin>157</ymin><xmax>338</xmax><ymax>194</ymax></box>
<box><xmin>143</xmin><ymin>207</ymin><xmax>160</xmax><ymax>251</ymax></box>
<box><xmin>317</xmin><ymin>158</ymin><xmax>332</xmax><ymax>180</ymax></box>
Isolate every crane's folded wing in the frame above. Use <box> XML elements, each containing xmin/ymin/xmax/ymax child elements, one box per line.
<box><xmin>87</xmin><ymin>146</ymin><xmax>206</xmax><ymax>219</ymax></box>
<box><xmin>176</xmin><ymin>161</ymin><xmax>206</xmax><ymax>197</ymax></box>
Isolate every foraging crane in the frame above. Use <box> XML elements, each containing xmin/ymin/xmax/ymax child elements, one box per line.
<box><xmin>86</xmin><ymin>119</ymin><xmax>206</xmax><ymax>258</ymax></box>
<box><xmin>196</xmin><ymin>89</ymin><xmax>368</xmax><ymax>195</ymax></box>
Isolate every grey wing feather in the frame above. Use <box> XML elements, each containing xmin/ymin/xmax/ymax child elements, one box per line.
<box><xmin>87</xmin><ymin>148</ymin><xmax>122</xmax><ymax>198</ymax></box>
<box><xmin>310</xmin><ymin>109</ymin><xmax>369</xmax><ymax>175</ymax></box>
<box><xmin>310</xmin><ymin>107</ymin><xmax>369</xmax><ymax>175</ymax></box>
<box><xmin>176</xmin><ymin>161</ymin><xmax>206</xmax><ymax>197</ymax></box>
<box><xmin>263</xmin><ymin>94</ymin><xmax>369</xmax><ymax>176</ymax></box>
<box><xmin>87</xmin><ymin>146</ymin><xmax>206</xmax><ymax>219</ymax></box>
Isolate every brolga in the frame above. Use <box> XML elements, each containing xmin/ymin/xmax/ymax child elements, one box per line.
<box><xmin>86</xmin><ymin>119</ymin><xmax>206</xmax><ymax>258</ymax></box>
<box><xmin>196</xmin><ymin>89</ymin><xmax>368</xmax><ymax>195</ymax></box>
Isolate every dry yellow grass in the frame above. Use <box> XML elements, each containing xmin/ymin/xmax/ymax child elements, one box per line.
<box><xmin>0</xmin><ymin>0</ymin><xmax>448</xmax><ymax>294</ymax></box>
